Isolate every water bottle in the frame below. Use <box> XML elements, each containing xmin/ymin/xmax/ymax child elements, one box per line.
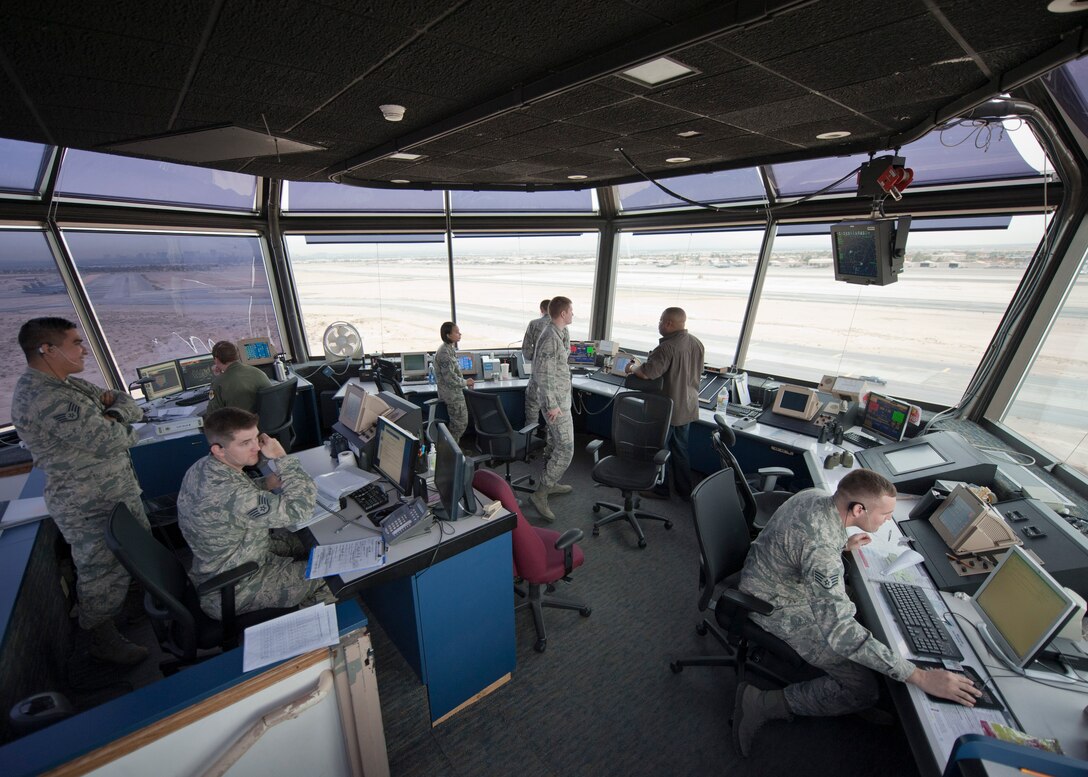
<box><xmin>428</xmin><ymin>361</ymin><xmax>436</xmax><ymax>385</ymax></box>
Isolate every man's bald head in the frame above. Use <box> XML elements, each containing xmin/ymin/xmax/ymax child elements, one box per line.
<box><xmin>658</xmin><ymin>307</ymin><xmax>687</xmax><ymax>336</ymax></box>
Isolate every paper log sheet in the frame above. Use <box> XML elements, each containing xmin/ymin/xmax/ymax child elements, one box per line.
<box><xmin>306</xmin><ymin>536</ymin><xmax>386</xmax><ymax>579</ymax></box>
<box><xmin>242</xmin><ymin>603</ymin><xmax>339</xmax><ymax>672</ymax></box>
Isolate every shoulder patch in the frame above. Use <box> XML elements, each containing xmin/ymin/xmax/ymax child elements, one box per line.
<box><xmin>247</xmin><ymin>495</ymin><xmax>271</xmax><ymax>519</ymax></box>
<box><xmin>53</xmin><ymin>402</ymin><xmax>80</xmax><ymax>423</ymax></box>
<box><xmin>813</xmin><ymin>569</ymin><xmax>840</xmax><ymax>589</ymax></box>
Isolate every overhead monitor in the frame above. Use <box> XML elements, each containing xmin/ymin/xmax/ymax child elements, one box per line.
<box><xmin>831</xmin><ymin>216</ymin><xmax>911</xmax><ymax>286</ymax></box>
<box><xmin>568</xmin><ymin>341</ymin><xmax>597</xmax><ymax>366</ymax></box>
<box><xmin>611</xmin><ymin>353</ymin><xmax>636</xmax><ymax>377</ymax></box>
<box><xmin>433</xmin><ymin>422</ymin><xmax>478</xmax><ymax>521</ymax></box>
<box><xmin>400</xmin><ymin>352</ymin><xmax>428</xmax><ymax>380</ymax></box>
<box><xmin>177</xmin><ymin>353</ymin><xmax>215</xmax><ymax>391</ymax></box>
<box><xmin>856</xmin><ymin>431</ymin><xmax>998</xmax><ymax>495</ymax></box>
<box><xmin>972</xmin><ymin>545</ymin><xmax>1078</xmax><ymax>670</ymax></box>
<box><xmin>374</xmin><ymin>416</ymin><xmax>420</xmax><ymax>496</ymax></box>
<box><xmin>861</xmin><ymin>391</ymin><xmax>910</xmax><ymax>443</ymax></box>
<box><xmin>339</xmin><ymin>382</ymin><xmax>369</xmax><ymax>432</ymax></box>
<box><xmin>771</xmin><ymin>383</ymin><xmax>821</xmax><ymax>421</ymax></box>
<box><xmin>237</xmin><ymin>337</ymin><xmax>275</xmax><ymax>366</ymax></box>
<box><xmin>136</xmin><ymin>360</ymin><xmax>183</xmax><ymax>401</ymax></box>
<box><xmin>929</xmin><ymin>484</ymin><xmax>1019</xmax><ymax>555</ymax></box>
<box><xmin>457</xmin><ymin>352</ymin><xmax>478</xmax><ymax>377</ymax></box>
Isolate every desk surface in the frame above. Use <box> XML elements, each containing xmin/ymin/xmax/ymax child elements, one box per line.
<box><xmin>849</xmin><ymin>495</ymin><xmax>1088</xmax><ymax>775</ymax></box>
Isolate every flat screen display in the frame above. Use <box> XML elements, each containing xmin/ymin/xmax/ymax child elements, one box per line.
<box><xmin>779</xmin><ymin>388</ymin><xmax>808</xmax><ymax>413</ymax></box>
<box><xmin>338</xmin><ymin>383</ymin><xmax>368</xmax><ymax>432</ymax></box>
<box><xmin>136</xmin><ymin>360</ymin><xmax>183</xmax><ymax>401</ymax></box>
<box><xmin>238</xmin><ymin>337</ymin><xmax>274</xmax><ymax>366</ymax></box>
<box><xmin>862</xmin><ymin>392</ymin><xmax>910</xmax><ymax>442</ymax></box>
<box><xmin>568</xmin><ymin>341</ymin><xmax>596</xmax><ymax>365</ymax></box>
<box><xmin>374</xmin><ymin>416</ymin><xmax>419</xmax><ymax>495</ymax></box>
<box><xmin>177</xmin><ymin>353</ymin><xmax>215</xmax><ymax>391</ymax></box>
<box><xmin>883</xmin><ymin>442</ymin><xmax>948</xmax><ymax>475</ymax></box>
<box><xmin>611</xmin><ymin>354</ymin><xmax>635</xmax><ymax>377</ymax></box>
<box><xmin>457</xmin><ymin>352</ymin><xmax>477</xmax><ymax>376</ymax></box>
<box><xmin>833</xmin><ymin>228</ymin><xmax>879</xmax><ymax>279</ymax></box>
<box><xmin>401</xmin><ymin>352</ymin><xmax>427</xmax><ymax>379</ymax></box>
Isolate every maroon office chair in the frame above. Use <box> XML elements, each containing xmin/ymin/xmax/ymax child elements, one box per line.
<box><xmin>473</xmin><ymin>469</ymin><xmax>591</xmax><ymax>653</ymax></box>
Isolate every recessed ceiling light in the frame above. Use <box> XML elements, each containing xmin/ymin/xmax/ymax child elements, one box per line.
<box><xmin>665</xmin><ymin>156</ymin><xmax>691</xmax><ymax>164</ymax></box>
<box><xmin>388</xmin><ymin>152</ymin><xmax>424</xmax><ymax>161</ymax></box>
<box><xmin>619</xmin><ymin>56</ymin><xmax>698</xmax><ymax>87</ymax></box>
<box><xmin>567</xmin><ymin>174</ymin><xmax>588</xmax><ymax>180</ymax></box>
<box><xmin>676</xmin><ymin>130</ymin><xmax>702</xmax><ymax>138</ymax></box>
<box><xmin>1048</xmin><ymin>0</ymin><xmax>1088</xmax><ymax>13</ymax></box>
<box><xmin>391</xmin><ymin>179</ymin><xmax>410</xmax><ymax>184</ymax></box>
<box><xmin>816</xmin><ymin>130</ymin><xmax>852</xmax><ymax>140</ymax></box>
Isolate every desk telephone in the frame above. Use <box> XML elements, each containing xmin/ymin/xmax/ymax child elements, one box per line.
<box><xmin>380</xmin><ymin>497</ymin><xmax>429</xmax><ymax>545</ymax></box>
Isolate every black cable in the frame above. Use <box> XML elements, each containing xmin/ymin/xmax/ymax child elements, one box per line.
<box><xmin>418</xmin><ymin>514</ymin><xmax>454</xmax><ymax>575</ymax></box>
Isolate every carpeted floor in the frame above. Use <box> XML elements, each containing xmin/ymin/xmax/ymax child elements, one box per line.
<box><xmin>367</xmin><ymin>432</ymin><xmax>921</xmax><ymax>777</ymax></box>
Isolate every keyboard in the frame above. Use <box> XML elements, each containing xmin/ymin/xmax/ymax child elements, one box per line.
<box><xmin>843</xmin><ymin>431</ymin><xmax>881</xmax><ymax>449</ymax></box>
<box><xmin>348</xmin><ymin>482</ymin><xmax>389</xmax><ymax>512</ymax></box>
<box><xmin>724</xmin><ymin>404</ymin><xmax>761</xmax><ymax>420</ymax></box>
<box><xmin>588</xmin><ymin>370</ymin><xmax>626</xmax><ymax>386</ymax></box>
<box><xmin>175</xmin><ymin>390</ymin><xmax>211</xmax><ymax>406</ymax></box>
<box><xmin>881</xmin><ymin>582</ymin><xmax>963</xmax><ymax>660</ymax></box>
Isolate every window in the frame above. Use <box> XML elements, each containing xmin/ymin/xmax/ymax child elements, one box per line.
<box><xmin>0</xmin><ymin>229</ymin><xmax>107</xmax><ymax>423</ymax></box>
<box><xmin>743</xmin><ymin>217</ymin><xmax>1043</xmax><ymax>406</ymax></box>
<box><xmin>612</xmin><ymin>229</ymin><xmax>763</xmax><ymax>365</ymax></box>
<box><xmin>0</xmin><ymin>138</ymin><xmax>52</xmax><ymax>195</ymax></box>
<box><xmin>615</xmin><ymin>168</ymin><xmax>765</xmax><ymax>212</ymax></box>
<box><xmin>56</xmin><ymin>150</ymin><xmax>257</xmax><ymax>211</ymax></box>
<box><xmin>287</xmin><ymin>234</ymin><xmax>451</xmax><ymax>356</ymax></box>
<box><xmin>283</xmin><ymin>182</ymin><xmax>444</xmax><ymax>213</ymax></box>
<box><xmin>451</xmin><ymin>233</ymin><xmax>597</xmax><ymax>347</ymax></box>
<box><xmin>1001</xmin><ymin>253</ymin><xmax>1088</xmax><ymax>477</ymax></box>
<box><xmin>450</xmin><ymin>189</ymin><xmax>596</xmax><ymax>213</ymax></box>
<box><xmin>61</xmin><ymin>230</ymin><xmax>280</xmax><ymax>384</ymax></box>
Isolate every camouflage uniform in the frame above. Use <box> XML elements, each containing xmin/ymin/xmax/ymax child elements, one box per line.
<box><xmin>206</xmin><ymin>360</ymin><xmax>272</xmax><ymax>414</ymax></box>
<box><xmin>11</xmin><ymin>369</ymin><xmax>150</xmax><ymax>629</ymax></box>
<box><xmin>434</xmin><ymin>341</ymin><xmax>470</xmax><ymax>441</ymax></box>
<box><xmin>739</xmin><ymin>489</ymin><xmax>916</xmax><ymax>715</ymax></box>
<box><xmin>521</xmin><ymin>313</ymin><xmax>550</xmax><ymax>426</ymax></box>
<box><xmin>527</xmin><ymin>322</ymin><xmax>572</xmax><ymax>487</ymax></box>
<box><xmin>177</xmin><ymin>454</ymin><xmax>327</xmax><ymax>619</ymax></box>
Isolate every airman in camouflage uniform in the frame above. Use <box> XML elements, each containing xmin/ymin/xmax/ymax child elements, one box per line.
<box><xmin>732</xmin><ymin>469</ymin><xmax>982</xmax><ymax>757</ymax></box>
<box><xmin>206</xmin><ymin>339</ymin><xmax>272</xmax><ymax>414</ymax></box>
<box><xmin>435</xmin><ymin>322</ymin><xmax>475</xmax><ymax>442</ymax></box>
<box><xmin>177</xmin><ymin>408</ymin><xmax>328</xmax><ymax>619</ymax></box>
<box><xmin>526</xmin><ymin>297</ymin><xmax>575</xmax><ymax>521</ymax></box>
<box><xmin>521</xmin><ymin>299</ymin><xmax>551</xmax><ymax>428</ymax></box>
<box><xmin>11</xmin><ymin>318</ymin><xmax>149</xmax><ymax>665</ymax></box>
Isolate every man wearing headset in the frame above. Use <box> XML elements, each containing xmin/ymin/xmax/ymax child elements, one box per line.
<box><xmin>11</xmin><ymin>317</ymin><xmax>149</xmax><ymax>665</ymax></box>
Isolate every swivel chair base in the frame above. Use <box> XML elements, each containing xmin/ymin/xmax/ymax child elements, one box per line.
<box><xmin>515</xmin><ymin>580</ymin><xmax>591</xmax><ymax>653</ymax></box>
<box><xmin>669</xmin><ymin>617</ymin><xmax>814</xmax><ymax>687</ymax></box>
<box><xmin>592</xmin><ymin>492</ymin><xmax>672</xmax><ymax>549</ymax></box>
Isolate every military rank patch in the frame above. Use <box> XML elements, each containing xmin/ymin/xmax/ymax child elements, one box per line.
<box><xmin>814</xmin><ymin>569</ymin><xmax>840</xmax><ymax>589</ymax></box>
<box><xmin>53</xmin><ymin>402</ymin><xmax>80</xmax><ymax>423</ymax></box>
<box><xmin>247</xmin><ymin>495</ymin><xmax>271</xmax><ymax>519</ymax></box>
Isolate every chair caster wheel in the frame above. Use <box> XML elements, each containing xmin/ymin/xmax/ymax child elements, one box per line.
<box><xmin>528</xmin><ymin>477</ymin><xmax>535</xmax><ymax>485</ymax></box>
<box><xmin>638</xmin><ymin>538</ymin><xmax>647</xmax><ymax>548</ymax></box>
<box><xmin>592</xmin><ymin>527</ymin><xmax>600</xmax><ymax>536</ymax></box>
<box><xmin>695</xmin><ymin>622</ymin><xmax>708</xmax><ymax>636</ymax></box>
<box><xmin>580</xmin><ymin>607</ymin><xmax>592</xmax><ymax>617</ymax></box>
<box><xmin>665</xmin><ymin>521</ymin><xmax>673</xmax><ymax>530</ymax></box>
<box><xmin>592</xmin><ymin>504</ymin><xmax>600</xmax><ymax>513</ymax></box>
<box><xmin>535</xmin><ymin>639</ymin><xmax>547</xmax><ymax>653</ymax></box>
<box><xmin>670</xmin><ymin>662</ymin><xmax>682</xmax><ymax>674</ymax></box>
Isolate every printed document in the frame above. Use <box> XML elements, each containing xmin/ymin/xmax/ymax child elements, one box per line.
<box><xmin>242</xmin><ymin>602</ymin><xmax>339</xmax><ymax>672</ymax></box>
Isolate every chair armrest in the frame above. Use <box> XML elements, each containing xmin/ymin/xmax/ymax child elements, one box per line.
<box><xmin>197</xmin><ymin>561</ymin><xmax>259</xmax><ymax>646</ymax></box>
<box><xmin>555</xmin><ymin>528</ymin><xmax>584</xmax><ymax>575</ymax></box>
<box><xmin>586</xmin><ymin>438</ymin><xmax>604</xmax><ymax>463</ymax></box>
<box><xmin>424</xmin><ymin>398</ymin><xmax>441</xmax><ymax>406</ymax></box>
<box><xmin>653</xmin><ymin>449</ymin><xmax>670</xmax><ymax>466</ymax></box>
<box><xmin>721</xmin><ymin>587</ymin><xmax>774</xmax><ymax>617</ymax></box>
<box><xmin>196</xmin><ymin>561</ymin><xmax>259</xmax><ymax>596</ymax></box>
<box><xmin>756</xmin><ymin>466</ymin><xmax>793</xmax><ymax>492</ymax></box>
<box><xmin>517</xmin><ymin>422</ymin><xmax>539</xmax><ymax>436</ymax></box>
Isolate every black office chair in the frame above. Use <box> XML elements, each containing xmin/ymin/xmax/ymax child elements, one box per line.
<box><xmin>712</xmin><ymin>413</ymin><xmax>794</xmax><ymax>535</ymax></box>
<box><xmin>106</xmin><ymin>503</ymin><xmax>292</xmax><ymax>674</ymax></box>
<box><xmin>373</xmin><ymin>357</ymin><xmax>407</xmax><ymax>399</ymax></box>
<box><xmin>255</xmin><ymin>377</ymin><xmax>297</xmax><ymax>452</ymax></box>
<box><xmin>464</xmin><ymin>388</ymin><xmax>543</xmax><ymax>494</ymax></box>
<box><xmin>587</xmin><ymin>390</ymin><xmax>674</xmax><ymax>549</ymax></box>
<box><xmin>669</xmin><ymin>468</ymin><xmax>821</xmax><ymax>686</ymax></box>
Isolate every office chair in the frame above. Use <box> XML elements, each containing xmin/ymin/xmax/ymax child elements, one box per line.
<box><xmin>587</xmin><ymin>390</ymin><xmax>674</xmax><ymax>549</ymax></box>
<box><xmin>669</xmin><ymin>468</ymin><xmax>820</xmax><ymax>686</ymax></box>
<box><xmin>106</xmin><ymin>503</ymin><xmax>292</xmax><ymax>674</ymax></box>
<box><xmin>255</xmin><ymin>377</ymin><xmax>297</xmax><ymax>452</ymax></box>
<box><xmin>373</xmin><ymin>357</ymin><xmax>407</xmax><ymax>399</ymax></box>
<box><xmin>712</xmin><ymin>413</ymin><xmax>794</xmax><ymax>534</ymax></box>
<box><xmin>473</xmin><ymin>469</ymin><xmax>590</xmax><ymax>653</ymax></box>
<box><xmin>464</xmin><ymin>388</ymin><xmax>543</xmax><ymax>495</ymax></box>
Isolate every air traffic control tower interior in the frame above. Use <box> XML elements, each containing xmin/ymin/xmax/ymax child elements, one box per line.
<box><xmin>2</xmin><ymin>1</ymin><xmax>1088</xmax><ymax>775</ymax></box>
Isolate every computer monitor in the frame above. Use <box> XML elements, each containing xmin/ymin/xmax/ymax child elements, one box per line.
<box><xmin>831</xmin><ymin>216</ymin><xmax>910</xmax><ymax>286</ymax></box>
<box><xmin>401</xmin><ymin>352</ymin><xmax>428</xmax><ymax>380</ymax></box>
<box><xmin>861</xmin><ymin>391</ymin><xmax>910</xmax><ymax>443</ymax></box>
<box><xmin>457</xmin><ymin>352</ymin><xmax>478</xmax><ymax>377</ymax></box>
<box><xmin>857</xmin><ymin>431</ymin><xmax>998</xmax><ymax>494</ymax></box>
<box><xmin>611</xmin><ymin>353</ymin><xmax>636</xmax><ymax>377</ymax></box>
<box><xmin>237</xmin><ymin>336</ymin><xmax>275</xmax><ymax>366</ymax></box>
<box><xmin>136</xmin><ymin>360</ymin><xmax>183</xmax><ymax>401</ymax></box>
<box><xmin>568</xmin><ymin>341</ymin><xmax>597</xmax><ymax>366</ymax></box>
<box><xmin>339</xmin><ymin>382</ymin><xmax>369</xmax><ymax>432</ymax></box>
<box><xmin>433</xmin><ymin>422</ymin><xmax>477</xmax><ymax>521</ymax></box>
<box><xmin>374</xmin><ymin>416</ymin><xmax>420</xmax><ymax>496</ymax></box>
<box><xmin>929</xmin><ymin>484</ymin><xmax>1019</xmax><ymax>555</ymax></box>
<box><xmin>972</xmin><ymin>545</ymin><xmax>1078</xmax><ymax>670</ymax></box>
<box><xmin>771</xmin><ymin>383</ymin><xmax>821</xmax><ymax>421</ymax></box>
<box><xmin>177</xmin><ymin>353</ymin><xmax>215</xmax><ymax>391</ymax></box>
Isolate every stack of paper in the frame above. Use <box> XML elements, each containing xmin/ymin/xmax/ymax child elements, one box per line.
<box><xmin>305</xmin><ymin>536</ymin><xmax>386</xmax><ymax>579</ymax></box>
<box><xmin>242</xmin><ymin>602</ymin><xmax>340</xmax><ymax>672</ymax></box>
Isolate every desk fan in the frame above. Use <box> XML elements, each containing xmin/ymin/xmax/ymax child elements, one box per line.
<box><xmin>323</xmin><ymin>322</ymin><xmax>363</xmax><ymax>362</ymax></box>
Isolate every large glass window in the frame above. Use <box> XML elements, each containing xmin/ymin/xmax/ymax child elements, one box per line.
<box><xmin>57</xmin><ymin>150</ymin><xmax>257</xmax><ymax>211</ymax></box>
<box><xmin>613</xmin><ymin>229</ymin><xmax>764</xmax><ymax>365</ymax></box>
<box><xmin>450</xmin><ymin>189</ymin><xmax>596</xmax><ymax>213</ymax></box>
<box><xmin>287</xmin><ymin>234</ymin><xmax>451</xmax><ymax>356</ymax></box>
<box><xmin>283</xmin><ymin>182</ymin><xmax>444</xmax><ymax>213</ymax></box>
<box><xmin>450</xmin><ymin>233</ymin><xmax>597</xmax><ymax>348</ymax></box>
<box><xmin>0</xmin><ymin>229</ymin><xmax>106</xmax><ymax>423</ymax></box>
<box><xmin>744</xmin><ymin>216</ymin><xmax>1044</xmax><ymax>406</ymax></box>
<box><xmin>616</xmin><ymin>168</ymin><xmax>765</xmax><ymax>212</ymax></box>
<box><xmin>1001</xmin><ymin>253</ymin><xmax>1088</xmax><ymax>477</ymax></box>
<box><xmin>0</xmin><ymin>138</ymin><xmax>52</xmax><ymax>195</ymax></box>
<box><xmin>61</xmin><ymin>230</ymin><xmax>280</xmax><ymax>384</ymax></box>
